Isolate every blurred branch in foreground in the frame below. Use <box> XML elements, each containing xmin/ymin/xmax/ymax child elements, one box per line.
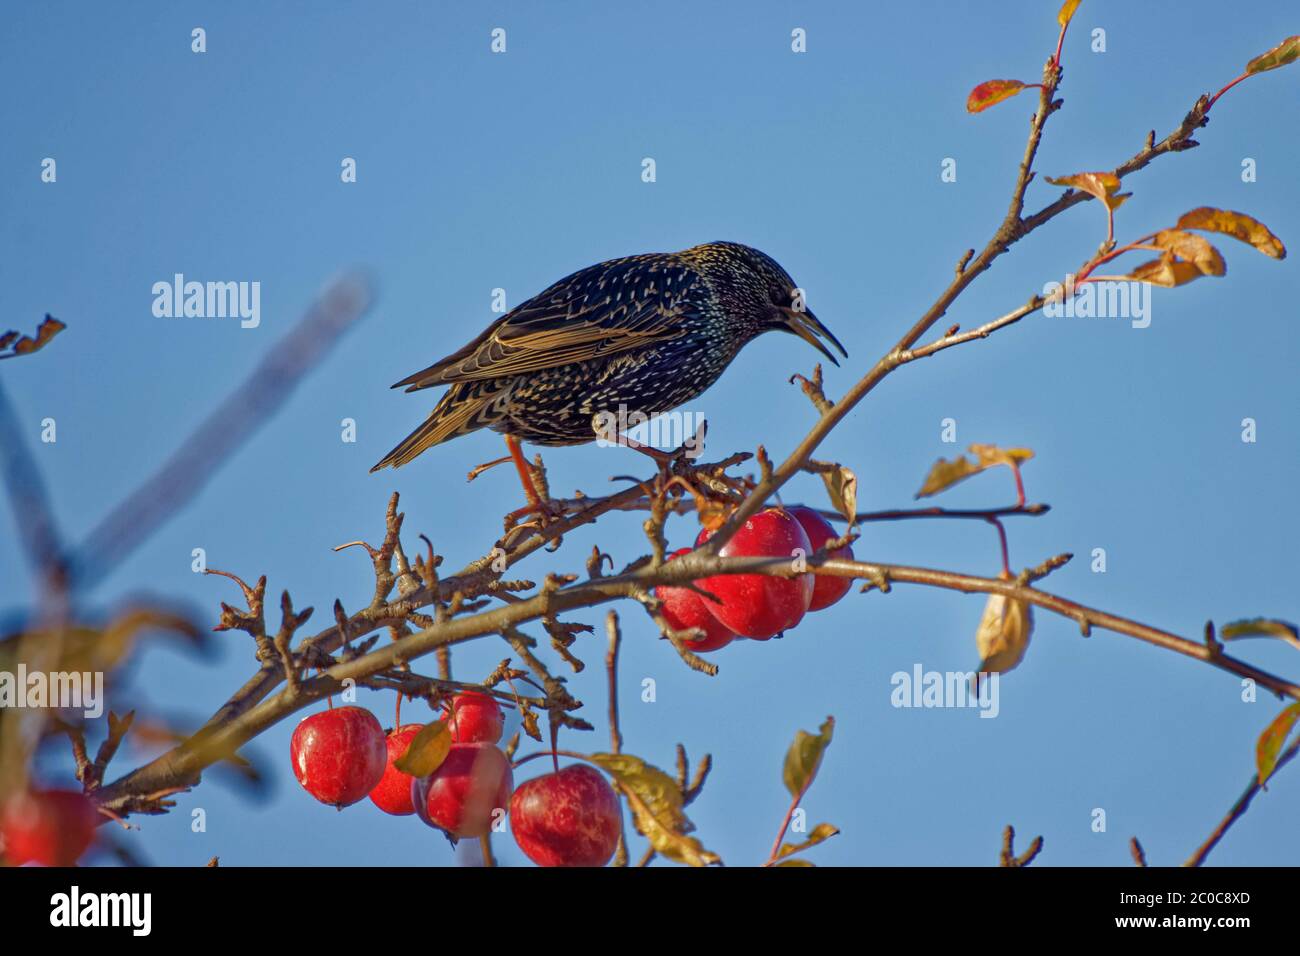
<box><xmin>70</xmin><ymin>273</ymin><xmax>375</xmax><ymax>591</ymax></box>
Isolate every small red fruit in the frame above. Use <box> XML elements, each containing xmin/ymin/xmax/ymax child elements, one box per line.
<box><xmin>654</xmin><ymin>548</ymin><xmax>736</xmax><ymax>652</ymax></box>
<box><xmin>368</xmin><ymin>723</ymin><xmax>425</xmax><ymax>815</ymax></box>
<box><xmin>1</xmin><ymin>789</ymin><xmax>98</xmax><ymax>866</ymax></box>
<box><xmin>694</xmin><ymin>508</ymin><xmax>814</xmax><ymax>638</ymax></box>
<box><xmin>510</xmin><ymin>764</ymin><xmax>621</xmax><ymax>867</ymax></box>
<box><xmin>413</xmin><ymin>742</ymin><xmax>513</xmax><ymax>839</ymax></box>
<box><xmin>787</xmin><ymin>505</ymin><xmax>855</xmax><ymax>611</ymax></box>
<box><xmin>290</xmin><ymin>705</ymin><xmax>387</xmax><ymax>808</ymax></box>
<box><xmin>443</xmin><ymin>692</ymin><xmax>505</xmax><ymax>745</ymax></box>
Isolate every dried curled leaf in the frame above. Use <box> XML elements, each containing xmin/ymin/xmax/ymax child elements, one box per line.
<box><xmin>1058</xmin><ymin>0</ymin><xmax>1082</xmax><ymax>28</ymax></box>
<box><xmin>783</xmin><ymin>716</ymin><xmax>834</xmax><ymax>799</ymax></box>
<box><xmin>975</xmin><ymin>577</ymin><xmax>1034</xmax><ymax>674</ymax></box>
<box><xmin>967</xmin><ymin>80</ymin><xmax>1030</xmax><ymax>113</ymax></box>
<box><xmin>1151</xmin><ymin>230</ymin><xmax>1226</xmax><ymax>276</ymax></box>
<box><xmin>589</xmin><ymin>752</ymin><xmax>720</xmax><ymax>866</ymax></box>
<box><xmin>1176</xmin><ymin>207</ymin><xmax>1286</xmax><ymax>260</ymax></box>
<box><xmin>1045</xmin><ymin>172</ymin><xmax>1129</xmax><ymax>211</ymax></box>
<box><xmin>818</xmin><ymin>463</ymin><xmax>858</xmax><ymax>525</ymax></box>
<box><xmin>393</xmin><ymin>720</ymin><xmax>450</xmax><ymax>776</ymax></box>
<box><xmin>1124</xmin><ymin>254</ymin><xmax>1205</xmax><ymax>289</ymax></box>
<box><xmin>916</xmin><ymin>444</ymin><xmax>1033</xmax><ymax>499</ymax></box>
<box><xmin>1245</xmin><ymin>35</ymin><xmax>1300</xmax><ymax>76</ymax></box>
<box><xmin>0</xmin><ymin>315</ymin><xmax>66</xmax><ymax>360</ymax></box>
<box><xmin>1256</xmin><ymin>703</ymin><xmax>1300</xmax><ymax>787</ymax></box>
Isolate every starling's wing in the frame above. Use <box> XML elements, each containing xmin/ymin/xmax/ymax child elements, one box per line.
<box><xmin>393</xmin><ymin>254</ymin><xmax>702</xmax><ymax>391</ymax></box>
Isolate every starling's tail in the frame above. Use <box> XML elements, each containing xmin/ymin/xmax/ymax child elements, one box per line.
<box><xmin>371</xmin><ymin>381</ymin><xmax>512</xmax><ymax>472</ymax></box>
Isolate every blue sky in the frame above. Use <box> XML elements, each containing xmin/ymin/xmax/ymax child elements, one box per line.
<box><xmin>2</xmin><ymin>1</ymin><xmax>1297</xmax><ymax>866</ymax></box>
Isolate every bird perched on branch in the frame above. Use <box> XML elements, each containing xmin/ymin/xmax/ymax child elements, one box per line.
<box><xmin>373</xmin><ymin>241</ymin><xmax>845</xmax><ymax>515</ymax></box>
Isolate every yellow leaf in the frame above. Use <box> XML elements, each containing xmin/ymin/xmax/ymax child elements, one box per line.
<box><xmin>1256</xmin><ymin>703</ymin><xmax>1300</xmax><ymax>787</ymax></box>
<box><xmin>393</xmin><ymin>720</ymin><xmax>450</xmax><ymax>776</ymax></box>
<box><xmin>1221</xmin><ymin>618</ymin><xmax>1300</xmax><ymax>644</ymax></box>
<box><xmin>775</xmin><ymin>858</ymin><xmax>816</xmax><ymax>867</ymax></box>
<box><xmin>1058</xmin><ymin>0</ymin><xmax>1082</xmax><ymax>28</ymax></box>
<box><xmin>777</xmin><ymin>822</ymin><xmax>840</xmax><ymax>859</ymax></box>
<box><xmin>589</xmin><ymin>753</ymin><xmax>691</xmax><ymax>833</ymax></box>
<box><xmin>1176</xmin><ymin>207</ymin><xmax>1286</xmax><ymax>260</ymax></box>
<box><xmin>1151</xmin><ymin>230</ymin><xmax>1226</xmax><ymax>276</ymax></box>
<box><xmin>1124</xmin><ymin>254</ymin><xmax>1206</xmax><ymax>288</ymax></box>
<box><xmin>967</xmin><ymin>80</ymin><xmax>1030</xmax><ymax>113</ymax></box>
<box><xmin>621</xmin><ymin>786</ymin><xmax>721</xmax><ymax>867</ymax></box>
<box><xmin>782</xmin><ymin>716</ymin><xmax>834</xmax><ymax>798</ymax></box>
<box><xmin>589</xmin><ymin>753</ymin><xmax>721</xmax><ymax>866</ymax></box>
<box><xmin>1246</xmin><ymin>35</ymin><xmax>1300</xmax><ymax>75</ymax></box>
<box><xmin>916</xmin><ymin>444</ymin><xmax>1033</xmax><ymax>499</ymax></box>
<box><xmin>975</xmin><ymin>577</ymin><xmax>1034</xmax><ymax>674</ymax></box>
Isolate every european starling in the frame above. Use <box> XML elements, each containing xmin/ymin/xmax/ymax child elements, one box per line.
<box><xmin>372</xmin><ymin>241</ymin><xmax>846</xmax><ymax>504</ymax></box>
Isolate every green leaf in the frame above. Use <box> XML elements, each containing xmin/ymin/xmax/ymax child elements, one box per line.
<box><xmin>1245</xmin><ymin>35</ymin><xmax>1300</xmax><ymax>76</ymax></box>
<box><xmin>783</xmin><ymin>716</ymin><xmax>835</xmax><ymax>799</ymax></box>
<box><xmin>1256</xmin><ymin>703</ymin><xmax>1300</xmax><ymax>787</ymax></box>
<box><xmin>393</xmin><ymin>720</ymin><xmax>450</xmax><ymax>776</ymax></box>
<box><xmin>777</xmin><ymin>822</ymin><xmax>841</xmax><ymax>859</ymax></box>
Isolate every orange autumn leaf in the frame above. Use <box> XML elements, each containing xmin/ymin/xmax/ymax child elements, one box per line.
<box><xmin>1151</xmin><ymin>230</ymin><xmax>1226</xmax><ymax>277</ymax></box>
<box><xmin>1058</xmin><ymin>0</ymin><xmax>1082</xmax><ymax>28</ymax></box>
<box><xmin>1175</xmin><ymin>207</ymin><xmax>1287</xmax><ymax>260</ymax></box>
<box><xmin>0</xmin><ymin>314</ymin><xmax>66</xmax><ymax>360</ymax></box>
<box><xmin>1256</xmin><ymin>703</ymin><xmax>1300</xmax><ymax>787</ymax></box>
<box><xmin>1124</xmin><ymin>254</ymin><xmax>1205</xmax><ymax>289</ymax></box>
<box><xmin>1044</xmin><ymin>171</ymin><xmax>1128</xmax><ymax>210</ymax></box>
<box><xmin>1246</xmin><ymin>35</ymin><xmax>1300</xmax><ymax>76</ymax></box>
<box><xmin>967</xmin><ymin>79</ymin><xmax>1030</xmax><ymax>113</ymax></box>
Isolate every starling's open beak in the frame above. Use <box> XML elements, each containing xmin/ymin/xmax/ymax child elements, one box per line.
<box><xmin>779</xmin><ymin>306</ymin><xmax>848</xmax><ymax>367</ymax></box>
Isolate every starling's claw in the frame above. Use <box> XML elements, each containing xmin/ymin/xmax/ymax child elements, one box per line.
<box><xmin>503</xmin><ymin>498</ymin><xmax>567</xmax><ymax>532</ymax></box>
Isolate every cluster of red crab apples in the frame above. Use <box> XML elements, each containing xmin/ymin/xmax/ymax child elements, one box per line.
<box><xmin>291</xmin><ymin>692</ymin><xmax>620</xmax><ymax>867</ymax></box>
<box><xmin>289</xmin><ymin>507</ymin><xmax>851</xmax><ymax>866</ymax></box>
<box><xmin>656</xmin><ymin>505</ymin><xmax>855</xmax><ymax>649</ymax></box>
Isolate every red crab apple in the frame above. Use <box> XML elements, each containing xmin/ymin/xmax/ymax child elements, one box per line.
<box><xmin>290</xmin><ymin>705</ymin><xmax>387</xmax><ymax>808</ymax></box>
<box><xmin>443</xmin><ymin>691</ymin><xmax>505</xmax><ymax>744</ymax></box>
<box><xmin>368</xmin><ymin>723</ymin><xmax>425</xmax><ymax>815</ymax></box>
<box><xmin>1</xmin><ymin>789</ymin><xmax>98</xmax><ymax>866</ymax></box>
<box><xmin>412</xmin><ymin>742</ymin><xmax>513</xmax><ymax>839</ymax></box>
<box><xmin>654</xmin><ymin>548</ymin><xmax>737</xmax><ymax>652</ymax></box>
<box><xmin>787</xmin><ymin>505</ymin><xmax>855</xmax><ymax>611</ymax></box>
<box><xmin>694</xmin><ymin>508</ymin><xmax>814</xmax><ymax>638</ymax></box>
<box><xmin>510</xmin><ymin>764</ymin><xmax>621</xmax><ymax>867</ymax></box>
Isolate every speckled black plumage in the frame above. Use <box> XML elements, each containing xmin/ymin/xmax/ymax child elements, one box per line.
<box><xmin>372</xmin><ymin>241</ymin><xmax>845</xmax><ymax>471</ymax></box>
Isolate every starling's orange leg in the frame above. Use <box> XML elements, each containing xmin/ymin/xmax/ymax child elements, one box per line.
<box><xmin>505</xmin><ymin>435</ymin><xmax>543</xmax><ymax>506</ymax></box>
<box><xmin>502</xmin><ymin>435</ymin><xmax>564</xmax><ymax>528</ymax></box>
